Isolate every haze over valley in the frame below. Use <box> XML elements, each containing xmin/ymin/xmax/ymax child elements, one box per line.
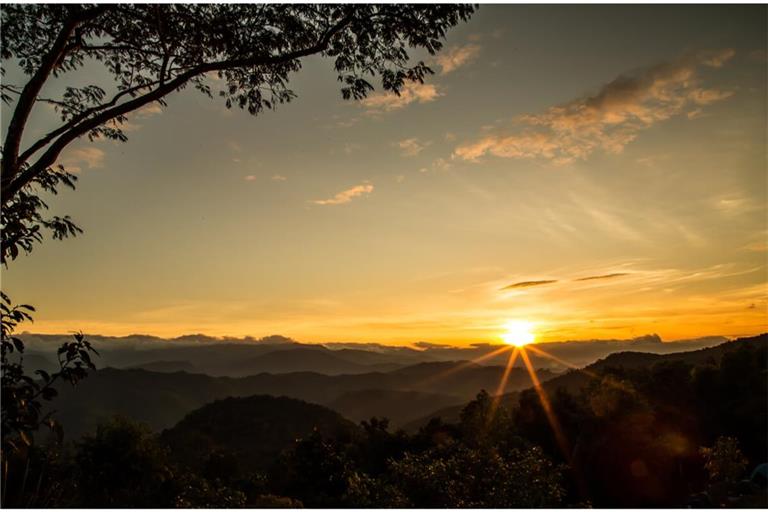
<box><xmin>1</xmin><ymin>3</ymin><xmax>765</xmax><ymax>509</ymax></box>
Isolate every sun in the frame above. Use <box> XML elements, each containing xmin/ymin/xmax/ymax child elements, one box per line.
<box><xmin>501</xmin><ymin>320</ymin><xmax>536</xmax><ymax>347</ymax></box>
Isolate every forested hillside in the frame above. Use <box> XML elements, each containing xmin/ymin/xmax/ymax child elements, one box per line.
<box><xmin>46</xmin><ymin>361</ymin><xmax>556</xmax><ymax>437</ymax></box>
<box><xmin>4</xmin><ymin>335</ymin><xmax>763</xmax><ymax>508</ymax></box>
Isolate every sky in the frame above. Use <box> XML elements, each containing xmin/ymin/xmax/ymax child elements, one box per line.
<box><xmin>3</xmin><ymin>5</ymin><xmax>767</xmax><ymax>346</ymax></box>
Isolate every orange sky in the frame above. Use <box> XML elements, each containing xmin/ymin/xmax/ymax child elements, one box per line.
<box><xmin>3</xmin><ymin>5</ymin><xmax>767</xmax><ymax>346</ymax></box>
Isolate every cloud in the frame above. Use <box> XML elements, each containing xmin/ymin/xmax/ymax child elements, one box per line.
<box><xmin>422</xmin><ymin>157</ymin><xmax>453</xmax><ymax>173</ymax></box>
<box><xmin>135</xmin><ymin>102</ymin><xmax>163</xmax><ymax>118</ymax></box>
<box><xmin>743</xmin><ymin>241</ymin><xmax>767</xmax><ymax>253</ymax></box>
<box><xmin>500</xmin><ymin>279</ymin><xmax>558</xmax><ymax>290</ymax></box>
<box><xmin>312</xmin><ymin>184</ymin><xmax>374</xmax><ymax>206</ymax></box>
<box><xmin>397</xmin><ymin>138</ymin><xmax>431</xmax><ymax>156</ymax></box>
<box><xmin>271</xmin><ymin>174</ymin><xmax>287</xmax><ymax>181</ymax></box>
<box><xmin>361</xmin><ymin>82</ymin><xmax>441</xmax><ymax>113</ymax></box>
<box><xmin>414</xmin><ymin>341</ymin><xmax>452</xmax><ymax>349</ymax></box>
<box><xmin>581</xmin><ymin>203</ymin><xmax>646</xmax><ymax>242</ymax></box>
<box><xmin>244</xmin><ymin>175</ymin><xmax>257</xmax><ymax>181</ymax></box>
<box><xmin>111</xmin><ymin>102</ymin><xmax>162</xmax><ymax>133</ymax></box>
<box><xmin>714</xmin><ymin>195</ymin><xmax>751</xmax><ymax>214</ymax></box>
<box><xmin>688</xmin><ymin>88</ymin><xmax>733</xmax><ymax>105</ymax></box>
<box><xmin>204</xmin><ymin>70</ymin><xmax>224</xmax><ymax>83</ymax></box>
<box><xmin>701</xmin><ymin>48</ymin><xmax>735</xmax><ymax>68</ymax></box>
<box><xmin>436</xmin><ymin>44</ymin><xmax>481</xmax><ymax>74</ymax></box>
<box><xmin>454</xmin><ymin>132</ymin><xmax>561</xmax><ymax>161</ymax></box>
<box><xmin>575</xmin><ymin>273</ymin><xmax>628</xmax><ymax>282</ymax></box>
<box><xmin>454</xmin><ymin>49</ymin><xmax>736</xmax><ymax>164</ymax></box>
<box><xmin>686</xmin><ymin>108</ymin><xmax>703</xmax><ymax>120</ymax></box>
<box><xmin>58</xmin><ymin>147</ymin><xmax>105</xmax><ymax>173</ymax></box>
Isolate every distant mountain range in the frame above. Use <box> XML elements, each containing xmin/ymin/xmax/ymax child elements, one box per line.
<box><xmin>45</xmin><ymin>360</ymin><xmax>556</xmax><ymax>438</ymax></box>
<box><xmin>403</xmin><ymin>333</ymin><xmax>768</xmax><ymax>431</ymax></box>
<box><xmin>35</xmin><ymin>333</ymin><xmax>766</xmax><ymax>445</ymax></box>
<box><xmin>19</xmin><ymin>332</ymin><xmax>731</xmax><ymax>377</ymax></box>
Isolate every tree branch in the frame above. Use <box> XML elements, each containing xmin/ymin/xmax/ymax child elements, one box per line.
<box><xmin>1</xmin><ymin>6</ymin><xmax>110</xmax><ymax>190</ymax></box>
<box><xmin>17</xmin><ymin>79</ymin><xmax>163</xmax><ymax>166</ymax></box>
<box><xmin>1</xmin><ymin>15</ymin><xmax>80</xmax><ymax>185</ymax></box>
<box><xmin>2</xmin><ymin>11</ymin><xmax>355</xmax><ymax>204</ymax></box>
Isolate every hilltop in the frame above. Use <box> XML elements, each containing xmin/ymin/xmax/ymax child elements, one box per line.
<box><xmin>404</xmin><ymin>333</ymin><xmax>768</xmax><ymax>430</ymax></box>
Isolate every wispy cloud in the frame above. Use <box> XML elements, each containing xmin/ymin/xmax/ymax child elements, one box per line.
<box><xmin>58</xmin><ymin>147</ymin><xmax>105</xmax><ymax>173</ymax></box>
<box><xmin>271</xmin><ymin>175</ymin><xmax>287</xmax><ymax>182</ymax></box>
<box><xmin>119</xmin><ymin>101</ymin><xmax>163</xmax><ymax>132</ymax></box>
<box><xmin>397</xmin><ymin>138</ymin><xmax>431</xmax><ymax>156</ymax></box>
<box><xmin>713</xmin><ymin>193</ymin><xmax>760</xmax><ymax>216</ymax></box>
<box><xmin>361</xmin><ymin>82</ymin><xmax>441</xmax><ymax>114</ymax></box>
<box><xmin>437</xmin><ymin>44</ymin><xmax>481</xmax><ymax>74</ymax></box>
<box><xmin>244</xmin><ymin>175</ymin><xmax>257</xmax><ymax>181</ymax></box>
<box><xmin>742</xmin><ymin>241</ymin><xmax>767</xmax><ymax>253</ymax></box>
<box><xmin>135</xmin><ymin>102</ymin><xmax>163</xmax><ymax>118</ymax></box>
<box><xmin>500</xmin><ymin>279</ymin><xmax>558</xmax><ymax>290</ymax></box>
<box><xmin>702</xmin><ymin>48</ymin><xmax>735</xmax><ymax>67</ymax></box>
<box><xmin>312</xmin><ymin>184</ymin><xmax>374</xmax><ymax>206</ymax></box>
<box><xmin>575</xmin><ymin>273</ymin><xmax>628</xmax><ymax>282</ymax></box>
<box><xmin>454</xmin><ymin>49</ymin><xmax>736</xmax><ymax>164</ymax></box>
<box><xmin>417</xmin><ymin>157</ymin><xmax>453</xmax><ymax>174</ymax></box>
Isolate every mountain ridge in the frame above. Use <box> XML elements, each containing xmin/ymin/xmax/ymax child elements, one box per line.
<box><xmin>19</xmin><ymin>333</ymin><xmax>731</xmax><ymax>377</ymax></box>
<box><xmin>45</xmin><ymin>360</ymin><xmax>554</xmax><ymax>438</ymax></box>
<box><xmin>402</xmin><ymin>333</ymin><xmax>767</xmax><ymax>430</ymax></box>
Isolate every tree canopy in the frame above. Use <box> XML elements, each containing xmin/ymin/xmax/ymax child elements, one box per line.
<box><xmin>1</xmin><ymin>4</ymin><xmax>475</xmax><ymax>263</ymax></box>
<box><xmin>0</xmin><ymin>3</ymin><xmax>475</xmax><ymax>461</ymax></box>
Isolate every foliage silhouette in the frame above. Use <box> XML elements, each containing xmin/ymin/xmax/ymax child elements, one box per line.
<box><xmin>1</xmin><ymin>291</ymin><xmax>97</xmax><ymax>454</ymax></box>
<box><xmin>521</xmin><ymin>337</ymin><xmax>768</xmax><ymax>507</ymax></box>
<box><xmin>1</xmin><ymin>337</ymin><xmax>764</xmax><ymax>508</ymax></box>
<box><xmin>73</xmin><ymin>417</ymin><xmax>177</xmax><ymax>507</ymax></box>
<box><xmin>160</xmin><ymin>394</ymin><xmax>358</xmax><ymax>474</ymax></box>
<box><xmin>0</xmin><ymin>6</ymin><xmax>474</xmax><ymax>504</ymax></box>
<box><xmin>701</xmin><ymin>436</ymin><xmax>748</xmax><ymax>485</ymax></box>
<box><xmin>1</xmin><ymin>4</ymin><xmax>474</xmax><ymax>260</ymax></box>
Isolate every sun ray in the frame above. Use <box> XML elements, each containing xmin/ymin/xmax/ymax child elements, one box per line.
<box><xmin>494</xmin><ymin>347</ymin><xmax>520</xmax><ymax>397</ymax></box>
<box><xmin>488</xmin><ymin>347</ymin><xmax>520</xmax><ymax>421</ymax></box>
<box><xmin>519</xmin><ymin>347</ymin><xmax>571</xmax><ymax>461</ymax></box>
<box><xmin>527</xmin><ymin>344</ymin><xmax>588</xmax><ymax>372</ymax></box>
<box><xmin>466</xmin><ymin>344</ymin><xmax>515</xmax><ymax>366</ymax></box>
<box><xmin>415</xmin><ymin>344</ymin><xmax>513</xmax><ymax>387</ymax></box>
<box><xmin>527</xmin><ymin>344</ymin><xmax>637</xmax><ymax>394</ymax></box>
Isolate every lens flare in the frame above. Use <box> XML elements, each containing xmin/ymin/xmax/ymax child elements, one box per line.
<box><xmin>501</xmin><ymin>320</ymin><xmax>536</xmax><ymax>347</ymax></box>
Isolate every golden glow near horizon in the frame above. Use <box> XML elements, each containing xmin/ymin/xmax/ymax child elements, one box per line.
<box><xmin>501</xmin><ymin>320</ymin><xmax>536</xmax><ymax>347</ymax></box>
<box><xmin>1</xmin><ymin>7</ymin><xmax>766</xmax><ymax>345</ymax></box>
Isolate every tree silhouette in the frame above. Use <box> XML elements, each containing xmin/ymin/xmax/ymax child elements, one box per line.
<box><xmin>1</xmin><ymin>292</ymin><xmax>97</xmax><ymax>452</ymax></box>
<box><xmin>701</xmin><ymin>436</ymin><xmax>748</xmax><ymax>485</ymax></box>
<box><xmin>1</xmin><ymin>4</ymin><xmax>475</xmax><ymax>261</ymax></box>
<box><xmin>0</xmin><ymin>4</ymin><xmax>475</xmax><ymax>485</ymax></box>
<box><xmin>73</xmin><ymin>417</ymin><xmax>177</xmax><ymax>507</ymax></box>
